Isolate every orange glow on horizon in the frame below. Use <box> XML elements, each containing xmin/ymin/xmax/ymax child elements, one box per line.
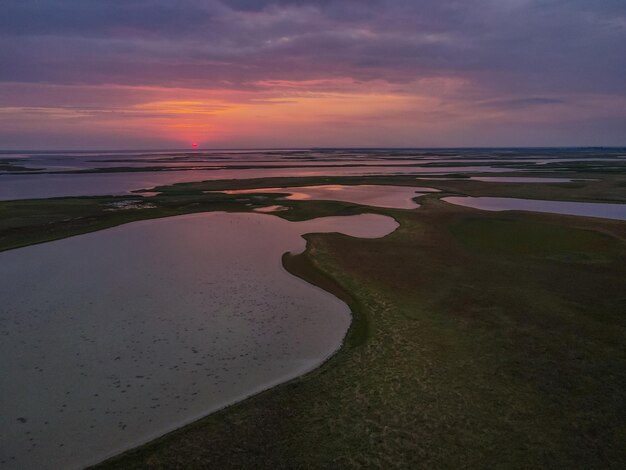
<box><xmin>3</xmin><ymin>77</ymin><xmax>604</xmax><ymax>148</ymax></box>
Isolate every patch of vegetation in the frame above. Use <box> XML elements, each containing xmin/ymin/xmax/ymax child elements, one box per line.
<box><xmin>450</xmin><ymin>217</ymin><xmax>621</xmax><ymax>261</ymax></box>
<box><xmin>1</xmin><ymin>170</ymin><xmax>625</xmax><ymax>468</ymax></box>
<box><xmin>154</xmin><ymin>172</ymin><xmax>626</xmax><ymax>204</ymax></box>
<box><xmin>0</xmin><ymin>195</ymin><xmax>251</xmax><ymax>252</ymax></box>
<box><xmin>0</xmin><ymin>158</ymin><xmax>39</xmax><ymax>172</ymax></box>
<box><xmin>96</xmin><ymin>199</ymin><xmax>626</xmax><ymax>469</ymax></box>
<box><xmin>0</xmin><ymin>188</ymin><xmax>374</xmax><ymax>253</ymax></box>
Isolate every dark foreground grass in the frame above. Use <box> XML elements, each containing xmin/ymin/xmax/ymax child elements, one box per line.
<box><xmin>95</xmin><ymin>198</ymin><xmax>626</xmax><ymax>469</ymax></box>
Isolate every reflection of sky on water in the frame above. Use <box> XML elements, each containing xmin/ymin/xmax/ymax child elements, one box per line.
<box><xmin>444</xmin><ymin>196</ymin><xmax>626</xmax><ymax>221</ymax></box>
<box><xmin>221</xmin><ymin>184</ymin><xmax>439</xmax><ymax>209</ymax></box>
<box><xmin>2</xmin><ymin>148</ymin><xmax>624</xmax><ymax>201</ymax></box>
<box><xmin>0</xmin><ymin>166</ymin><xmax>509</xmax><ymax>201</ymax></box>
<box><xmin>470</xmin><ymin>177</ymin><xmax>575</xmax><ymax>183</ymax></box>
<box><xmin>0</xmin><ymin>212</ymin><xmax>398</xmax><ymax>470</ymax></box>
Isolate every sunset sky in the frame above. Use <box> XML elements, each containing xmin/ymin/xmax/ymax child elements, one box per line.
<box><xmin>1</xmin><ymin>0</ymin><xmax>625</xmax><ymax>149</ymax></box>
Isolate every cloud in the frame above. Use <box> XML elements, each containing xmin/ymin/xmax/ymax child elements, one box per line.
<box><xmin>479</xmin><ymin>97</ymin><xmax>566</xmax><ymax>109</ymax></box>
<box><xmin>0</xmin><ymin>0</ymin><xmax>623</xmax><ymax>93</ymax></box>
<box><xmin>0</xmin><ymin>1</ymin><xmax>624</xmax><ymax>147</ymax></box>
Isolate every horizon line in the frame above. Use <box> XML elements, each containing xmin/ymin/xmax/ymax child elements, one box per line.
<box><xmin>2</xmin><ymin>145</ymin><xmax>625</xmax><ymax>153</ymax></box>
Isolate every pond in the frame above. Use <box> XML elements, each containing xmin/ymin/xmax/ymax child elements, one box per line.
<box><xmin>219</xmin><ymin>184</ymin><xmax>438</xmax><ymax>209</ymax></box>
<box><xmin>0</xmin><ymin>211</ymin><xmax>398</xmax><ymax>469</ymax></box>
<box><xmin>469</xmin><ymin>176</ymin><xmax>575</xmax><ymax>183</ymax></box>
<box><xmin>443</xmin><ymin>196</ymin><xmax>626</xmax><ymax>221</ymax></box>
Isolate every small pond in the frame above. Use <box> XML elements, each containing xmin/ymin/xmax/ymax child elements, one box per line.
<box><xmin>443</xmin><ymin>196</ymin><xmax>626</xmax><ymax>221</ymax></box>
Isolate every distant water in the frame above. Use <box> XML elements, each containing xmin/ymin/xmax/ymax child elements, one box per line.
<box><xmin>443</xmin><ymin>196</ymin><xmax>626</xmax><ymax>221</ymax></box>
<box><xmin>0</xmin><ymin>212</ymin><xmax>398</xmax><ymax>470</ymax></box>
<box><xmin>0</xmin><ymin>166</ymin><xmax>513</xmax><ymax>201</ymax></box>
<box><xmin>469</xmin><ymin>176</ymin><xmax>575</xmax><ymax>183</ymax></box>
<box><xmin>219</xmin><ymin>184</ymin><xmax>439</xmax><ymax>209</ymax></box>
<box><xmin>10</xmin><ymin>147</ymin><xmax>626</xmax><ymax>200</ymax></box>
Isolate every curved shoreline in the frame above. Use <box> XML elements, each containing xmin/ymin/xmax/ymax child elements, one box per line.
<box><xmin>2</xmin><ymin>174</ymin><xmax>625</xmax><ymax>468</ymax></box>
<box><xmin>89</xmin><ymin>227</ymin><xmax>379</xmax><ymax>469</ymax></box>
<box><xmin>0</xmin><ymin>210</ymin><xmax>397</xmax><ymax>470</ymax></box>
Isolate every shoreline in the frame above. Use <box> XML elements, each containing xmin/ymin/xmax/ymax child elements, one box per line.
<box><xmin>0</xmin><ymin>210</ymin><xmax>396</xmax><ymax>470</ymax></box>
<box><xmin>1</xmin><ymin>175</ymin><xmax>625</xmax><ymax>468</ymax></box>
<box><xmin>87</xmin><ymin>227</ymin><xmax>375</xmax><ymax>468</ymax></box>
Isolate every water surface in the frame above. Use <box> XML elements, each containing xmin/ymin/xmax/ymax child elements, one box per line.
<box><xmin>469</xmin><ymin>176</ymin><xmax>575</xmax><ymax>183</ymax></box>
<box><xmin>0</xmin><ymin>165</ymin><xmax>515</xmax><ymax>201</ymax></box>
<box><xmin>0</xmin><ymin>212</ymin><xmax>398</xmax><ymax>470</ymax></box>
<box><xmin>220</xmin><ymin>184</ymin><xmax>438</xmax><ymax>209</ymax></box>
<box><xmin>443</xmin><ymin>196</ymin><xmax>626</xmax><ymax>221</ymax></box>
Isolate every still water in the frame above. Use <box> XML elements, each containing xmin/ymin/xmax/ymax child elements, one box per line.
<box><xmin>0</xmin><ymin>166</ymin><xmax>508</xmax><ymax>201</ymax></box>
<box><xmin>219</xmin><ymin>184</ymin><xmax>438</xmax><ymax>209</ymax></box>
<box><xmin>443</xmin><ymin>196</ymin><xmax>626</xmax><ymax>221</ymax></box>
<box><xmin>0</xmin><ymin>212</ymin><xmax>398</xmax><ymax>469</ymax></box>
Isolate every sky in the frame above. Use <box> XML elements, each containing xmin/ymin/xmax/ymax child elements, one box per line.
<box><xmin>0</xmin><ymin>0</ymin><xmax>625</xmax><ymax>149</ymax></box>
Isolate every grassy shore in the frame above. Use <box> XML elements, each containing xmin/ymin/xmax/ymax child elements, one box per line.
<box><xmin>1</xmin><ymin>174</ymin><xmax>625</xmax><ymax>468</ymax></box>
<box><xmin>2</xmin><ymin>172</ymin><xmax>625</xmax><ymax>253</ymax></box>
<box><xmin>90</xmin><ymin>195</ymin><xmax>625</xmax><ymax>469</ymax></box>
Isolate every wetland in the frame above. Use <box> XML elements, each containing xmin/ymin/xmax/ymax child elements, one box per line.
<box><xmin>0</xmin><ymin>148</ymin><xmax>625</xmax><ymax>469</ymax></box>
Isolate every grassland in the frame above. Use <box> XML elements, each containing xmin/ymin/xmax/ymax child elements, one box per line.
<box><xmin>94</xmin><ymin>196</ymin><xmax>625</xmax><ymax>469</ymax></box>
<box><xmin>1</xmin><ymin>173</ymin><xmax>625</xmax><ymax>468</ymax></box>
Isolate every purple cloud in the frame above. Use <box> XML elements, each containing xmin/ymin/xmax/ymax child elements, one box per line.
<box><xmin>0</xmin><ymin>0</ymin><xmax>624</xmax><ymax>147</ymax></box>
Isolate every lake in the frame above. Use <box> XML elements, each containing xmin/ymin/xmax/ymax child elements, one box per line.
<box><xmin>443</xmin><ymin>196</ymin><xmax>626</xmax><ymax>221</ymax></box>
<box><xmin>218</xmin><ymin>184</ymin><xmax>439</xmax><ymax>209</ymax></box>
<box><xmin>0</xmin><ymin>212</ymin><xmax>398</xmax><ymax>469</ymax></box>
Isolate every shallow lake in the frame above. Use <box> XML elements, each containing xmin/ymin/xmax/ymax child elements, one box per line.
<box><xmin>443</xmin><ymin>196</ymin><xmax>626</xmax><ymax>221</ymax></box>
<box><xmin>0</xmin><ymin>212</ymin><xmax>398</xmax><ymax>469</ymax></box>
<box><xmin>469</xmin><ymin>176</ymin><xmax>575</xmax><ymax>183</ymax></box>
<box><xmin>0</xmin><ymin>165</ymin><xmax>513</xmax><ymax>201</ymax></box>
<box><xmin>219</xmin><ymin>184</ymin><xmax>438</xmax><ymax>209</ymax></box>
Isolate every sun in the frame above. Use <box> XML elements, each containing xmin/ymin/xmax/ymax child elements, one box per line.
<box><xmin>191</xmin><ymin>142</ymin><xmax>198</xmax><ymax>148</ymax></box>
